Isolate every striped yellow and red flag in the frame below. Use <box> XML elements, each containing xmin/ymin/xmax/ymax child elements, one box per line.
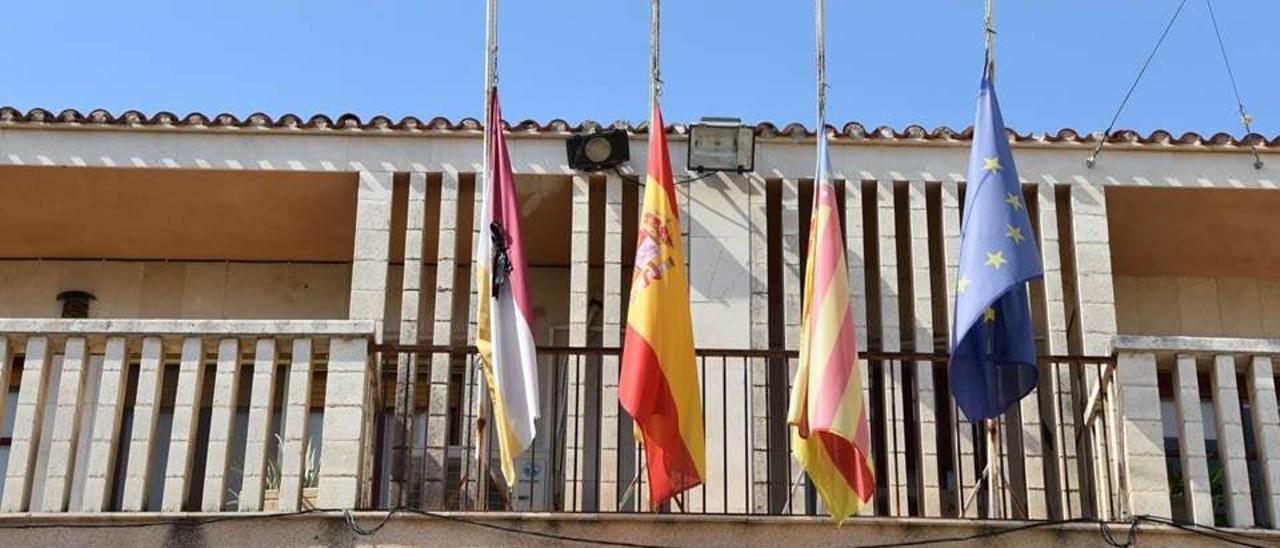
<box><xmin>787</xmin><ymin>131</ymin><xmax>875</xmax><ymax>523</ymax></box>
<box><xmin>619</xmin><ymin>104</ymin><xmax>705</xmax><ymax>509</ymax></box>
<box><xmin>475</xmin><ymin>86</ymin><xmax>540</xmax><ymax>487</ymax></box>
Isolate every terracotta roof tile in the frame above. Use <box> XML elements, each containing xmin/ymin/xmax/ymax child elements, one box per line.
<box><xmin>0</xmin><ymin>106</ymin><xmax>1274</xmax><ymax>149</ymax></box>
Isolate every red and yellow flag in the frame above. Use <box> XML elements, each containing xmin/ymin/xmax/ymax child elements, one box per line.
<box><xmin>619</xmin><ymin>104</ymin><xmax>705</xmax><ymax>509</ymax></box>
<box><xmin>787</xmin><ymin>132</ymin><xmax>875</xmax><ymax>523</ymax></box>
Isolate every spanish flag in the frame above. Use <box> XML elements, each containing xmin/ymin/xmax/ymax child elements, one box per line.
<box><xmin>619</xmin><ymin>104</ymin><xmax>705</xmax><ymax>509</ymax></box>
<box><xmin>787</xmin><ymin>130</ymin><xmax>875</xmax><ymax>523</ymax></box>
<box><xmin>475</xmin><ymin>86</ymin><xmax>540</xmax><ymax>487</ymax></box>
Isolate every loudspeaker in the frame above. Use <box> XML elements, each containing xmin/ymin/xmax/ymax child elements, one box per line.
<box><xmin>567</xmin><ymin>129</ymin><xmax>629</xmax><ymax>171</ymax></box>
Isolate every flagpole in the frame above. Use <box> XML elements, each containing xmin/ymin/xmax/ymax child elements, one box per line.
<box><xmin>816</xmin><ymin>0</ymin><xmax>826</xmax><ymax>131</ymax></box>
<box><xmin>474</xmin><ymin>0</ymin><xmax>498</xmax><ymax>512</ymax></box>
<box><xmin>982</xmin><ymin>0</ymin><xmax>1003</xmax><ymax>519</ymax></box>
<box><xmin>650</xmin><ymin>0</ymin><xmax>661</xmax><ymax>116</ymax></box>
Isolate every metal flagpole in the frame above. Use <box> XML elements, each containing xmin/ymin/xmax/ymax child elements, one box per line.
<box><xmin>474</xmin><ymin>0</ymin><xmax>498</xmax><ymax>512</ymax></box>
<box><xmin>982</xmin><ymin>0</ymin><xmax>1003</xmax><ymax>519</ymax></box>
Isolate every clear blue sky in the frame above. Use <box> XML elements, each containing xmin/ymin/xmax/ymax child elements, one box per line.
<box><xmin>5</xmin><ymin>1</ymin><xmax>1276</xmax><ymax>136</ymax></box>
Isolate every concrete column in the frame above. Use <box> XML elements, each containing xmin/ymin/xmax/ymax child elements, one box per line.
<box><xmin>1211</xmin><ymin>355</ymin><xmax>1253</xmax><ymax>527</ymax></box>
<box><xmin>41</xmin><ymin>337</ymin><xmax>88</xmax><ymax>512</ymax></box>
<box><xmin>564</xmin><ymin>173</ymin><xmax>592</xmax><ymax>511</ymax></box>
<box><xmin>1</xmin><ymin>337</ymin><xmax>52</xmax><ymax>511</ymax></box>
<box><xmin>844</xmin><ymin>177</ymin><xmax>875</xmax><ymax>517</ymax></box>
<box><xmin>317</xmin><ymin>337</ymin><xmax>372</xmax><ymax>509</ymax></box>
<box><xmin>424</xmin><ymin>168</ymin><xmax>462</xmax><ymax>507</ymax></box>
<box><xmin>461</xmin><ymin>165</ymin><xmax>489</xmax><ymax>509</ymax></box>
<box><xmin>1036</xmin><ymin>181</ymin><xmax>1081</xmax><ymax>518</ymax></box>
<box><xmin>202</xmin><ymin>338</ymin><xmax>242</xmax><ymax>512</ymax></box>
<box><xmin>906</xmin><ymin>180</ymin><xmax>941</xmax><ymax>517</ymax></box>
<box><xmin>746</xmin><ymin>172</ymin><xmax>771</xmax><ymax>514</ymax></box>
<box><xmin>599</xmin><ymin>172</ymin><xmax>625</xmax><ymax>510</ymax></box>
<box><xmin>1069</xmin><ymin>181</ymin><xmax>1118</xmax><ymax>518</ymax></box>
<box><xmin>160</xmin><ymin>337</ymin><xmax>207</xmax><ymax>512</ymax></box>
<box><xmin>278</xmin><ymin>338</ymin><xmax>315</xmax><ymax>513</ymax></box>
<box><xmin>780</xmin><ymin>176</ymin><xmax>806</xmax><ymax>514</ymax></box>
<box><xmin>121</xmin><ymin>336</ymin><xmax>164</xmax><ymax>512</ymax></box>
<box><xmin>876</xmin><ymin>180</ymin><xmax>908</xmax><ymax>516</ymax></box>
<box><xmin>390</xmin><ymin>172</ymin><xmax>428</xmax><ymax>507</ymax></box>
<box><xmin>79</xmin><ymin>337</ymin><xmax>128</xmax><ymax>512</ymax></box>
<box><xmin>350</xmin><ymin>171</ymin><xmax>394</xmax><ymax>341</ymax></box>
<box><xmin>1247</xmin><ymin>356</ymin><xmax>1280</xmax><ymax>528</ymax></box>
<box><xmin>1172</xmin><ymin>355</ymin><xmax>1214</xmax><ymax>525</ymax></box>
<box><xmin>239</xmin><ymin>338</ymin><xmax>279</xmax><ymax>511</ymax></box>
<box><xmin>1116</xmin><ymin>351</ymin><xmax>1171</xmax><ymax>519</ymax></box>
<box><xmin>941</xmin><ymin>179</ymin><xmax>978</xmax><ymax>517</ymax></box>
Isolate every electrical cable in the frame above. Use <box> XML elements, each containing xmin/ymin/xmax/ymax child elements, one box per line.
<box><xmin>1203</xmin><ymin>0</ymin><xmax>1263</xmax><ymax>169</ymax></box>
<box><xmin>1086</xmin><ymin>0</ymin><xmax>1188</xmax><ymax>168</ymax></box>
<box><xmin>2</xmin><ymin>508</ymin><xmax>1278</xmax><ymax>548</ymax></box>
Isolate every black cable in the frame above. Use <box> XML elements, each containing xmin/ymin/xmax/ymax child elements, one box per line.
<box><xmin>1087</xmin><ymin>0</ymin><xmax>1188</xmax><ymax>167</ymax></box>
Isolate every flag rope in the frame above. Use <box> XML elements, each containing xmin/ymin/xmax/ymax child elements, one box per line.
<box><xmin>1204</xmin><ymin>0</ymin><xmax>1263</xmax><ymax>169</ymax></box>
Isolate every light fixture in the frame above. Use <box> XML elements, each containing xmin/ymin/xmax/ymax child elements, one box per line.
<box><xmin>567</xmin><ymin>129</ymin><xmax>629</xmax><ymax>171</ymax></box>
<box><xmin>687</xmin><ymin>117</ymin><xmax>754</xmax><ymax>173</ymax></box>
<box><xmin>57</xmin><ymin>290</ymin><xmax>95</xmax><ymax>319</ymax></box>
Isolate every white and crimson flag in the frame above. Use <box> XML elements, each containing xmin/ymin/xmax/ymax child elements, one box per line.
<box><xmin>787</xmin><ymin>130</ymin><xmax>875</xmax><ymax>523</ymax></box>
<box><xmin>475</xmin><ymin>86</ymin><xmax>540</xmax><ymax>487</ymax></box>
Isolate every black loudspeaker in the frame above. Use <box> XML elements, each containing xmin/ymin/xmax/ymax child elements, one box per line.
<box><xmin>567</xmin><ymin>129</ymin><xmax>630</xmax><ymax>171</ymax></box>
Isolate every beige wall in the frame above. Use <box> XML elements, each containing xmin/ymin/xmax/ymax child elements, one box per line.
<box><xmin>1114</xmin><ymin>275</ymin><xmax>1280</xmax><ymax>338</ymax></box>
<box><xmin>0</xmin><ymin>259</ymin><xmax>351</xmax><ymax>320</ymax></box>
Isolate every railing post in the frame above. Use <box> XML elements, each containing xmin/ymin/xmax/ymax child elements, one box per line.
<box><xmin>1</xmin><ymin>337</ymin><xmax>53</xmax><ymax>512</ymax></box>
<box><xmin>1212</xmin><ymin>355</ymin><xmax>1254</xmax><ymax>527</ymax></box>
<box><xmin>1115</xmin><ymin>351</ymin><xmax>1171</xmax><ymax>518</ymax></box>
<box><xmin>1247</xmin><ymin>356</ymin><xmax>1280</xmax><ymax>528</ymax></box>
<box><xmin>1172</xmin><ymin>355</ymin><xmax>1214</xmax><ymax>525</ymax></box>
<box><xmin>317</xmin><ymin>337</ymin><xmax>372</xmax><ymax>509</ymax></box>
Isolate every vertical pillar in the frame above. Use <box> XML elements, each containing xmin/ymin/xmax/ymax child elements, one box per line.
<box><xmin>598</xmin><ymin>172</ymin><xmax>625</xmax><ymax>510</ymax></box>
<box><xmin>780</xmin><ymin>176</ymin><xmax>806</xmax><ymax>514</ymax></box>
<box><xmin>350</xmin><ymin>171</ymin><xmax>394</xmax><ymax>340</ymax></box>
<box><xmin>202</xmin><ymin>339</ymin><xmax>241</xmax><ymax>512</ymax></box>
<box><xmin>239</xmin><ymin>338</ymin><xmax>279</xmax><ymax>511</ymax></box>
<box><xmin>564</xmin><ymin>173</ymin><xmax>592</xmax><ymax>511</ymax></box>
<box><xmin>1212</xmin><ymin>355</ymin><xmax>1254</xmax><ymax>527</ymax></box>
<box><xmin>121</xmin><ymin>337</ymin><xmax>164</xmax><ymax>512</ymax></box>
<box><xmin>747</xmin><ymin>172</ymin><xmax>771</xmax><ymax>514</ymax></box>
<box><xmin>79</xmin><ymin>337</ymin><xmax>128</xmax><ymax>512</ymax></box>
<box><xmin>278</xmin><ymin>338</ymin><xmax>315</xmax><ymax>513</ymax></box>
<box><xmin>1172</xmin><ymin>355</ymin><xmax>1214</xmax><ymax>525</ymax></box>
<box><xmin>41</xmin><ymin>337</ymin><xmax>88</xmax><ymax>512</ymax></box>
<box><xmin>1116</xmin><ymin>351</ymin><xmax>1171</xmax><ymax>518</ymax></box>
<box><xmin>876</xmin><ymin>180</ymin><xmax>908</xmax><ymax>516</ymax></box>
<box><xmin>391</xmin><ymin>172</ymin><xmax>428</xmax><ymax>507</ymax></box>
<box><xmin>906</xmin><ymin>181</ymin><xmax>940</xmax><ymax>516</ymax></box>
<box><xmin>317</xmin><ymin>337</ymin><xmax>372</xmax><ymax>509</ymax></box>
<box><xmin>941</xmin><ymin>179</ymin><xmax>978</xmax><ymax>517</ymax></box>
<box><xmin>1247</xmin><ymin>356</ymin><xmax>1280</xmax><ymax>528</ymax></box>
<box><xmin>844</xmin><ymin>176</ymin><xmax>875</xmax><ymax>517</ymax></box>
<box><xmin>464</xmin><ymin>162</ymin><xmax>488</xmax><ymax>508</ymax></box>
<box><xmin>1037</xmin><ymin>181</ymin><xmax>1080</xmax><ymax>518</ymax></box>
<box><xmin>161</xmin><ymin>337</ymin><xmax>207</xmax><ymax>512</ymax></box>
<box><xmin>425</xmin><ymin>168</ymin><xmax>462</xmax><ymax>507</ymax></box>
<box><xmin>1</xmin><ymin>337</ymin><xmax>52</xmax><ymax>512</ymax></box>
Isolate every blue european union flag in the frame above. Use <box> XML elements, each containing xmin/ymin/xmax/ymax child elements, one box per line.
<box><xmin>949</xmin><ymin>68</ymin><xmax>1044</xmax><ymax>422</ymax></box>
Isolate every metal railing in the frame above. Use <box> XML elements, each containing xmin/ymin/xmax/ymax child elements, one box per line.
<box><xmin>371</xmin><ymin>344</ymin><xmax>1120</xmax><ymax>521</ymax></box>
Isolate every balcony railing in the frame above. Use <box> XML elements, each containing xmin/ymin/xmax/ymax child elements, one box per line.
<box><xmin>4</xmin><ymin>320</ymin><xmax>1276</xmax><ymax>532</ymax></box>
<box><xmin>1114</xmin><ymin>335</ymin><xmax>1280</xmax><ymax>530</ymax></box>
<box><xmin>371</xmin><ymin>344</ymin><xmax>1125</xmax><ymax>522</ymax></box>
<box><xmin>0</xmin><ymin>318</ymin><xmax>377</xmax><ymax>513</ymax></box>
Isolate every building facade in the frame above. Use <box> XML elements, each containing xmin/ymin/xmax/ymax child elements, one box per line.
<box><xmin>0</xmin><ymin>107</ymin><xmax>1278</xmax><ymax>545</ymax></box>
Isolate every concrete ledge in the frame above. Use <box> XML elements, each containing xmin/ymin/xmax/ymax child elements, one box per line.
<box><xmin>0</xmin><ymin>511</ymin><xmax>1272</xmax><ymax>548</ymax></box>
<box><xmin>1114</xmin><ymin>334</ymin><xmax>1280</xmax><ymax>356</ymax></box>
<box><xmin>0</xmin><ymin>318</ymin><xmax>376</xmax><ymax>338</ymax></box>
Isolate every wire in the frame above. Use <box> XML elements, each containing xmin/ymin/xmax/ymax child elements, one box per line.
<box><xmin>1203</xmin><ymin>0</ymin><xmax>1263</xmax><ymax>169</ymax></box>
<box><xmin>1086</xmin><ymin>0</ymin><xmax>1188</xmax><ymax>168</ymax></box>
<box><xmin>4</xmin><ymin>509</ymin><xmax>1278</xmax><ymax>548</ymax></box>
